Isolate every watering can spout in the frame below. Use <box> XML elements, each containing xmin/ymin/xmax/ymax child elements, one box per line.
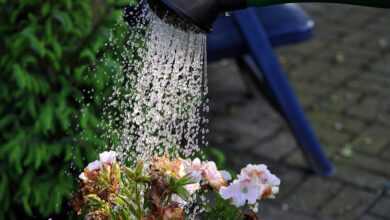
<box><xmin>148</xmin><ymin>0</ymin><xmax>247</xmax><ymax>31</ymax></box>
<box><xmin>126</xmin><ymin>0</ymin><xmax>390</xmax><ymax>32</ymax></box>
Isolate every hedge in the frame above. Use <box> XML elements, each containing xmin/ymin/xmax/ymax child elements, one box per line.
<box><xmin>0</xmin><ymin>0</ymin><xmax>133</xmax><ymax>218</ymax></box>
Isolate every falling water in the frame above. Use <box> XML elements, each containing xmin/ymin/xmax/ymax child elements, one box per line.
<box><xmin>102</xmin><ymin>5</ymin><xmax>209</xmax><ymax>165</ymax></box>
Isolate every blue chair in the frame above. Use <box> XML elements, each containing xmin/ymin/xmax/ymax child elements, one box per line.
<box><xmin>207</xmin><ymin>4</ymin><xmax>334</xmax><ymax>176</ymax></box>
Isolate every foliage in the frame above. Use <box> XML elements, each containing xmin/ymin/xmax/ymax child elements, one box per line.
<box><xmin>0</xmin><ymin>0</ymin><xmax>134</xmax><ymax>218</ymax></box>
<box><xmin>73</xmin><ymin>153</ymin><xmax>196</xmax><ymax>220</ymax></box>
<box><xmin>202</xmin><ymin>194</ymin><xmax>243</xmax><ymax>220</ymax></box>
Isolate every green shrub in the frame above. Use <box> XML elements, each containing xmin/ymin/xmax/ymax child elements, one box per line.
<box><xmin>0</xmin><ymin>0</ymin><xmax>133</xmax><ymax>218</ymax></box>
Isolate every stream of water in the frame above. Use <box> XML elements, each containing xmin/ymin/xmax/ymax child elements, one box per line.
<box><xmin>102</xmin><ymin>6</ymin><xmax>209</xmax><ymax>165</ymax></box>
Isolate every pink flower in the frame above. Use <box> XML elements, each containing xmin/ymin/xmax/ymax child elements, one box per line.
<box><xmin>99</xmin><ymin>151</ymin><xmax>117</xmax><ymax>165</ymax></box>
<box><xmin>239</xmin><ymin>164</ymin><xmax>280</xmax><ymax>186</ymax></box>
<box><xmin>86</xmin><ymin>160</ymin><xmax>102</xmax><ymax>171</ymax></box>
<box><xmin>184</xmin><ymin>158</ymin><xmax>203</xmax><ymax>182</ymax></box>
<box><xmin>183</xmin><ymin>159</ymin><xmax>231</xmax><ymax>189</ymax></box>
<box><xmin>184</xmin><ymin>183</ymin><xmax>200</xmax><ymax>194</ymax></box>
<box><xmin>203</xmin><ymin>161</ymin><xmax>226</xmax><ymax>189</ymax></box>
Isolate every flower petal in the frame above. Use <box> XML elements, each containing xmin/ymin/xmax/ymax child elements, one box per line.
<box><xmin>86</xmin><ymin>160</ymin><xmax>102</xmax><ymax>171</ymax></box>
<box><xmin>99</xmin><ymin>151</ymin><xmax>117</xmax><ymax>164</ymax></box>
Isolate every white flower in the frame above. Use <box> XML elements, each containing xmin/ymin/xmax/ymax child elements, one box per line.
<box><xmin>79</xmin><ymin>172</ymin><xmax>88</xmax><ymax>182</ymax></box>
<box><xmin>99</xmin><ymin>151</ymin><xmax>117</xmax><ymax>165</ymax></box>
<box><xmin>86</xmin><ymin>160</ymin><xmax>102</xmax><ymax>171</ymax></box>
<box><xmin>219</xmin><ymin>179</ymin><xmax>264</xmax><ymax>207</ymax></box>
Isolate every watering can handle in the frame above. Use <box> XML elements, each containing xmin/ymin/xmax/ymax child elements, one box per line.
<box><xmin>246</xmin><ymin>0</ymin><xmax>390</xmax><ymax>8</ymax></box>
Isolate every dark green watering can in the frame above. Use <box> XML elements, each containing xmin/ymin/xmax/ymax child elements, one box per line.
<box><xmin>147</xmin><ymin>0</ymin><xmax>390</xmax><ymax>31</ymax></box>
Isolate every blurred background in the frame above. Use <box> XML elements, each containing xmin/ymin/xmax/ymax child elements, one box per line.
<box><xmin>208</xmin><ymin>3</ymin><xmax>390</xmax><ymax>220</ymax></box>
<box><xmin>0</xmin><ymin>1</ymin><xmax>389</xmax><ymax>219</ymax></box>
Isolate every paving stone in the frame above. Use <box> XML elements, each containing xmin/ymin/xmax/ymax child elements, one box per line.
<box><xmin>276</xmin><ymin>168</ymin><xmax>305</xmax><ymax>199</ymax></box>
<box><xmin>370</xmin><ymin>197</ymin><xmax>390</xmax><ymax>219</ymax></box>
<box><xmin>307</xmin><ymin>111</ymin><xmax>365</xmax><ymax>135</ymax></box>
<box><xmin>287</xmin><ymin>60</ymin><xmax>329</xmax><ymax>82</ymax></box>
<box><xmin>318</xmin><ymin>70</ymin><xmax>354</xmax><ymax>87</ymax></box>
<box><xmin>260</xmin><ymin>203</ymin><xmax>329</xmax><ymax>220</ymax></box>
<box><xmin>334</xmin><ymin>164</ymin><xmax>388</xmax><ymax>191</ymax></box>
<box><xmin>335</xmin><ymin>153</ymin><xmax>390</xmax><ymax>177</ymax></box>
<box><xmin>345</xmin><ymin>124</ymin><xmax>390</xmax><ymax>155</ymax></box>
<box><xmin>210</xmin><ymin>116</ymin><xmax>280</xmax><ymax>150</ymax></box>
<box><xmin>370</xmin><ymin>58</ymin><xmax>390</xmax><ymax>74</ymax></box>
<box><xmin>278</xmin><ymin>54</ymin><xmax>304</xmax><ymax>69</ymax></box>
<box><xmin>254</xmin><ymin>131</ymin><xmax>298</xmax><ymax>161</ymax></box>
<box><xmin>313</xmin><ymin>90</ymin><xmax>362</xmax><ymax>114</ymax></box>
<box><xmin>377</xmin><ymin>114</ymin><xmax>390</xmax><ymax>127</ymax></box>
<box><xmin>360</xmin><ymin>214</ymin><xmax>385</xmax><ymax>220</ymax></box>
<box><xmin>348</xmin><ymin>79</ymin><xmax>389</xmax><ymax>95</ymax></box>
<box><xmin>347</xmin><ymin>97</ymin><xmax>382</xmax><ymax>121</ymax></box>
<box><xmin>338</xmin><ymin>119</ymin><xmax>366</xmax><ymax>134</ymax></box>
<box><xmin>315</xmin><ymin>127</ymin><xmax>351</xmax><ymax>150</ymax></box>
<box><xmin>349</xmin><ymin>136</ymin><xmax>388</xmax><ymax>155</ymax></box>
<box><xmin>359</xmin><ymin>74</ymin><xmax>390</xmax><ymax>90</ymax></box>
<box><xmin>286</xmin><ymin>177</ymin><xmax>342</xmax><ymax>213</ymax></box>
<box><xmin>293</xmin><ymin>81</ymin><xmax>332</xmax><ymax>97</ymax></box>
<box><xmin>299</xmin><ymin>95</ymin><xmax>316</xmax><ymax>109</ymax></box>
<box><xmin>320</xmin><ymin>186</ymin><xmax>378</xmax><ymax>220</ymax></box>
<box><xmin>309</xmin><ymin>111</ymin><xmax>342</xmax><ymax>129</ymax></box>
<box><xmin>234</xmin><ymin>99</ymin><xmax>283</xmax><ymax>123</ymax></box>
<box><xmin>381</xmin><ymin>146</ymin><xmax>390</xmax><ymax>160</ymax></box>
<box><xmin>285</xmin><ymin>149</ymin><xmax>309</xmax><ymax>169</ymax></box>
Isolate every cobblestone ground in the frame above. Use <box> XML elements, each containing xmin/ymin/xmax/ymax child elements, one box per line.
<box><xmin>208</xmin><ymin>4</ymin><xmax>390</xmax><ymax>220</ymax></box>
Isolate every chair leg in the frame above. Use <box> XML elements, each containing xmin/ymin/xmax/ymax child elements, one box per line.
<box><xmin>233</xmin><ymin>9</ymin><xmax>334</xmax><ymax>176</ymax></box>
<box><xmin>237</xmin><ymin>55</ymin><xmax>285</xmax><ymax>114</ymax></box>
<box><xmin>235</xmin><ymin>56</ymin><xmax>263</xmax><ymax>99</ymax></box>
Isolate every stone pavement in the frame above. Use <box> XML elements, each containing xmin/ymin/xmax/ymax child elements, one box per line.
<box><xmin>207</xmin><ymin>4</ymin><xmax>390</xmax><ymax>220</ymax></box>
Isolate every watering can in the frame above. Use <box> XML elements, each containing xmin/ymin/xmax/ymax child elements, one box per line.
<box><xmin>142</xmin><ymin>0</ymin><xmax>390</xmax><ymax>31</ymax></box>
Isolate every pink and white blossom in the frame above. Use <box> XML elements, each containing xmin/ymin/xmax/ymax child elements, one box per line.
<box><xmin>239</xmin><ymin>164</ymin><xmax>280</xmax><ymax>186</ymax></box>
<box><xmin>86</xmin><ymin>160</ymin><xmax>102</xmax><ymax>171</ymax></box>
<box><xmin>203</xmin><ymin>161</ymin><xmax>226</xmax><ymax>189</ymax></box>
<box><xmin>219</xmin><ymin>179</ymin><xmax>264</xmax><ymax>207</ymax></box>
<box><xmin>219</xmin><ymin>164</ymin><xmax>280</xmax><ymax>207</ymax></box>
<box><xmin>184</xmin><ymin>158</ymin><xmax>203</xmax><ymax>182</ymax></box>
<box><xmin>184</xmin><ymin>183</ymin><xmax>201</xmax><ymax>194</ymax></box>
<box><xmin>220</xmin><ymin>170</ymin><xmax>232</xmax><ymax>182</ymax></box>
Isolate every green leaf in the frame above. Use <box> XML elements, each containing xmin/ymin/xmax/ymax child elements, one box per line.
<box><xmin>41</xmin><ymin>3</ymin><xmax>50</xmax><ymax>16</ymax></box>
<box><xmin>13</xmin><ymin>64</ymin><xmax>28</xmax><ymax>89</ymax></box>
<box><xmin>35</xmin><ymin>103</ymin><xmax>54</xmax><ymax>133</ymax></box>
<box><xmin>54</xmin><ymin>11</ymin><xmax>73</xmax><ymax>32</ymax></box>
